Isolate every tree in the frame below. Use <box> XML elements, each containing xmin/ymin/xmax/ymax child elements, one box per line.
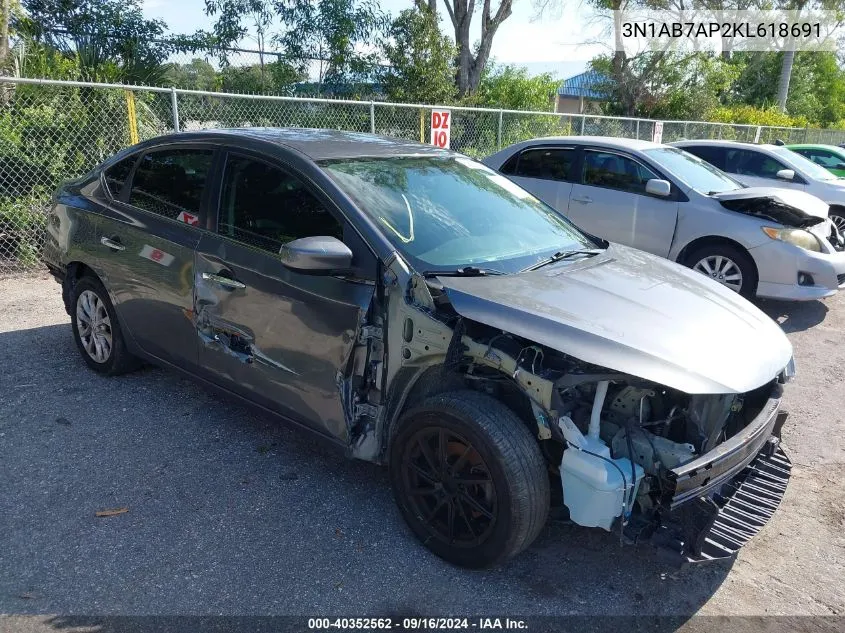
<box><xmin>472</xmin><ymin>63</ymin><xmax>558</xmax><ymax>111</ymax></box>
<box><xmin>204</xmin><ymin>1</ymin><xmax>275</xmax><ymax>81</ymax></box>
<box><xmin>382</xmin><ymin>7</ymin><xmax>456</xmax><ymax>104</ymax></box>
<box><xmin>419</xmin><ymin>0</ymin><xmax>514</xmax><ymax>97</ymax></box>
<box><xmin>15</xmin><ymin>0</ymin><xmax>175</xmax><ymax>83</ymax></box>
<box><xmin>273</xmin><ymin>0</ymin><xmax>389</xmax><ymax>91</ymax></box>
<box><xmin>165</xmin><ymin>58</ymin><xmax>219</xmax><ymax>91</ymax></box>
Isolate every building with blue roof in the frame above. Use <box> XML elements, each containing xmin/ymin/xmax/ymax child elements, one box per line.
<box><xmin>554</xmin><ymin>70</ymin><xmax>610</xmax><ymax>114</ymax></box>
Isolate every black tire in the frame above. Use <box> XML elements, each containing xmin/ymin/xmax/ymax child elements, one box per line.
<box><xmin>70</xmin><ymin>275</ymin><xmax>140</xmax><ymax>375</ymax></box>
<box><xmin>684</xmin><ymin>242</ymin><xmax>758</xmax><ymax>299</ymax></box>
<box><xmin>389</xmin><ymin>390</ymin><xmax>550</xmax><ymax>568</ymax></box>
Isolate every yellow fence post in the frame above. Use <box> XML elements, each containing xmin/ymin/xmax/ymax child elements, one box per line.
<box><xmin>125</xmin><ymin>90</ymin><xmax>139</xmax><ymax>145</ymax></box>
<box><xmin>419</xmin><ymin>108</ymin><xmax>425</xmax><ymax>144</ymax></box>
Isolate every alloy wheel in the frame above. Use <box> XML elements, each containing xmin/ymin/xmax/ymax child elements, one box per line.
<box><xmin>400</xmin><ymin>427</ymin><xmax>498</xmax><ymax>548</ymax></box>
<box><xmin>831</xmin><ymin>214</ymin><xmax>845</xmax><ymax>235</ymax></box>
<box><xmin>693</xmin><ymin>255</ymin><xmax>743</xmax><ymax>293</ymax></box>
<box><xmin>76</xmin><ymin>289</ymin><xmax>113</xmax><ymax>363</ymax></box>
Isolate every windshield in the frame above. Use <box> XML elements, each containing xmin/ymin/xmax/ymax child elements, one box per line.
<box><xmin>643</xmin><ymin>147</ymin><xmax>742</xmax><ymax>194</ymax></box>
<box><xmin>771</xmin><ymin>146</ymin><xmax>839</xmax><ymax>181</ymax></box>
<box><xmin>321</xmin><ymin>155</ymin><xmax>596</xmax><ymax>273</ymax></box>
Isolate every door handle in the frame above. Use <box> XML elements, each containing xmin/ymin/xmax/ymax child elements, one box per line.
<box><xmin>201</xmin><ymin>272</ymin><xmax>246</xmax><ymax>290</ymax></box>
<box><xmin>571</xmin><ymin>196</ymin><xmax>593</xmax><ymax>204</ymax></box>
<box><xmin>100</xmin><ymin>236</ymin><xmax>125</xmax><ymax>251</ymax></box>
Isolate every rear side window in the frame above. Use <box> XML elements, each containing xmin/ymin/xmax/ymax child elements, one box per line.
<box><xmin>682</xmin><ymin>145</ymin><xmax>726</xmax><ymax>170</ymax></box>
<box><xmin>218</xmin><ymin>154</ymin><xmax>343</xmax><ymax>254</ymax></box>
<box><xmin>128</xmin><ymin>149</ymin><xmax>214</xmax><ymax>222</ymax></box>
<box><xmin>582</xmin><ymin>150</ymin><xmax>658</xmax><ymax>194</ymax></box>
<box><xmin>103</xmin><ymin>156</ymin><xmax>137</xmax><ymax>198</ymax></box>
<box><xmin>513</xmin><ymin>148</ymin><xmax>575</xmax><ymax>182</ymax></box>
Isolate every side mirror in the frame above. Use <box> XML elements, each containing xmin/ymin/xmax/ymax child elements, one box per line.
<box><xmin>776</xmin><ymin>169</ymin><xmax>795</xmax><ymax>181</ymax></box>
<box><xmin>279</xmin><ymin>236</ymin><xmax>353</xmax><ymax>274</ymax></box>
<box><xmin>833</xmin><ymin>163</ymin><xmax>845</xmax><ymax>170</ymax></box>
<box><xmin>645</xmin><ymin>178</ymin><xmax>672</xmax><ymax>197</ymax></box>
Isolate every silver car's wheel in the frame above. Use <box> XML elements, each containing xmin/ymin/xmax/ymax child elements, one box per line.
<box><xmin>76</xmin><ymin>289</ymin><xmax>113</xmax><ymax>363</ymax></box>
<box><xmin>693</xmin><ymin>255</ymin><xmax>743</xmax><ymax>293</ymax></box>
<box><xmin>831</xmin><ymin>213</ymin><xmax>845</xmax><ymax>235</ymax></box>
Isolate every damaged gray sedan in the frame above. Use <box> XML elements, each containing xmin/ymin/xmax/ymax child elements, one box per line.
<box><xmin>44</xmin><ymin>129</ymin><xmax>795</xmax><ymax>568</ymax></box>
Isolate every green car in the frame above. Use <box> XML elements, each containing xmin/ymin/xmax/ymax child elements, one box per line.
<box><xmin>787</xmin><ymin>144</ymin><xmax>845</xmax><ymax>178</ymax></box>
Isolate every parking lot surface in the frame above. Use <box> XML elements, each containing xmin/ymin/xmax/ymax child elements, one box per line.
<box><xmin>1</xmin><ymin>274</ymin><xmax>843</xmax><ymax>622</ymax></box>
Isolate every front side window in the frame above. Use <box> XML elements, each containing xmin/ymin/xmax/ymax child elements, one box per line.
<box><xmin>771</xmin><ymin>146</ymin><xmax>839</xmax><ymax>181</ymax></box>
<box><xmin>726</xmin><ymin>150</ymin><xmax>787</xmax><ymax>179</ymax></box>
<box><xmin>582</xmin><ymin>150</ymin><xmax>658</xmax><ymax>194</ymax></box>
<box><xmin>513</xmin><ymin>148</ymin><xmax>575</xmax><ymax>182</ymax></box>
<box><xmin>104</xmin><ymin>155</ymin><xmax>137</xmax><ymax>198</ymax></box>
<box><xmin>643</xmin><ymin>147</ymin><xmax>741</xmax><ymax>194</ymax></box>
<box><xmin>219</xmin><ymin>154</ymin><xmax>342</xmax><ymax>254</ymax></box>
<box><xmin>797</xmin><ymin>149</ymin><xmax>839</xmax><ymax>167</ymax></box>
<box><xmin>321</xmin><ymin>156</ymin><xmax>595</xmax><ymax>273</ymax></box>
<box><xmin>128</xmin><ymin>149</ymin><xmax>213</xmax><ymax>221</ymax></box>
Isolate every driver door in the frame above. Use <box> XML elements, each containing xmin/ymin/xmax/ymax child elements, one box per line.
<box><xmin>194</xmin><ymin>151</ymin><xmax>377</xmax><ymax>442</ymax></box>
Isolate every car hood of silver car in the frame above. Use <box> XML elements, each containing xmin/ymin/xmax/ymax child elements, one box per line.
<box><xmin>712</xmin><ymin>187</ymin><xmax>829</xmax><ymax>222</ymax></box>
<box><xmin>438</xmin><ymin>244</ymin><xmax>793</xmax><ymax>395</ymax></box>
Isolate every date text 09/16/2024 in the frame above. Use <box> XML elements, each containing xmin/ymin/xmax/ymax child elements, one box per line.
<box><xmin>307</xmin><ymin>618</ymin><xmax>528</xmax><ymax>630</ymax></box>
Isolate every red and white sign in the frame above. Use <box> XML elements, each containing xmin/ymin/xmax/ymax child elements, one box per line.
<box><xmin>139</xmin><ymin>244</ymin><xmax>175</xmax><ymax>267</ymax></box>
<box><xmin>652</xmin><ymin>121</ymin><xmax>664</xmax><ymax>144</ymax></box>
<box><xmin>177</xmin><ymin>210</ymin><xmax>200</xmax><ymax>226</ymax></box>
<box><xmin>431</xmin><ymin>109</ymin><xmax>451</xmax><ymax>149</ymax></box>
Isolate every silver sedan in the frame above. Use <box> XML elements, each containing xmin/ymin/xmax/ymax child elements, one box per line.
<box><xmin>485</xmin><ymin>136</ymin><xmax>845</xmax><ymax>300</ymax></box>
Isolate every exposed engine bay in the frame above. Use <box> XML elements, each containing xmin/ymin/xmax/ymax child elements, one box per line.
<box><xmin>349</xmin><ymin>258</ymin><xmax>792</xmax><ymax>561</ymax></box>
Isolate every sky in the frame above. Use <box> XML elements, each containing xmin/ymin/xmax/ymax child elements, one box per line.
<box><xmin>141</xmin><ymin>0</ymin><xmax>606</xmax><ymax>80</ymax></box>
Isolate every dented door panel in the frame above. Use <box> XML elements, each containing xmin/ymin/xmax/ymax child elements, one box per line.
<box><xmin>194</xmin><ymin>235</ymin><xmax>375</xmax><ymax>441</ymax></box>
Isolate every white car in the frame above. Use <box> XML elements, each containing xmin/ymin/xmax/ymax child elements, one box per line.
<box><xmin>485</xmin><ymin>136</ymin><xmax>845</xmax><ymax>301</ymax></box>
<box><xmin>672</xmin><ymin>140</ymin><xmax>845</xmax><ymax>235</ymax></box>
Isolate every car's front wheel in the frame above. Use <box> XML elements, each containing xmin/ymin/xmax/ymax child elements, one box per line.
<box><xmin>70</xmin><ymin>275</ymin><xmax>139</xmax><ymax>375</ymax></box>
<box><xmin>389</xmin><ymin>390</ymin><xmax>549</xmax><ymax>568</ymax></box>
<box><xmin>829</xmin><ymin>208</ymin><xmax>845</xmax><ymax>237</ymax></box>
<box><xmin>686</xmin><ymin>243</ymin><xmax>758</xmax><ymax>299</ymax></box>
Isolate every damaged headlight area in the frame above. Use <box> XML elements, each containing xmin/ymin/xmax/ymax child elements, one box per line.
<box><xmin>762</xmin><ymin>226</ymin><xmax>823</xmax><ymax>252</ymax></box>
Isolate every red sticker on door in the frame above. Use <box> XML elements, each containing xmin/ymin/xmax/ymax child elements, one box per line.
<box><xmin>177</xmin><ymin>211</ymin><xmax>199</xmax><ymax>226</ymax></box>
<box><xmin>139</xmin><ymin>244</ymin><xmax>175</xmax><ymax>267</ymax></box>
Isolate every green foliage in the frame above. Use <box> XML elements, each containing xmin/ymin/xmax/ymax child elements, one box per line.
<box><xmin>273</xmin><ymin>0</ymin><xmax>389</xmax><ymax>88</ymax></box>
<box><xmin>470</xmin><ymin>64</ymin><xmax>559</xmax><ymax>112</ymax></box>
<box><xmin>16</xmin><ymin>0</ymin><xmax>176</xmax><ymax>84</ymax></box>
<box><xmin>381</xmin><ymin>8</ymin><xmax>456</xmax><ymax>105</ymax></box>
<box><xmin>217</xmin><ymin>59</ymin><xmax>306</xmax><ymax>94</ymax></box>
<box><xmin>165</xmin><ymin>59</ymin><xmax>220</xmax><ymax>92</ymax></box>
<box><xmin>707</xmin><ymin>104</ymin><xmax>810</xmax><ymax>129</ymax></box>
<box><xmin>0</xmin><ymin>190</ymin><xmax>49</xmax><ymax>267</ymax></box>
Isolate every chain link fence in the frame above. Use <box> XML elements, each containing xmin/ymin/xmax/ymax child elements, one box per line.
<box><xmin>3</xmin><ymin>75</ymin><xmax>845</xmax><ymax>275</ymax></box>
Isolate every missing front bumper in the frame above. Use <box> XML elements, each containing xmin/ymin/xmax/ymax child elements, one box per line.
<box><xmin>651</xmin><ymin>439</ymin><xmax>792</xmax><ymax>563</ymax></box>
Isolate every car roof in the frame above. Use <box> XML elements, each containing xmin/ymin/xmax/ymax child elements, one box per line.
<box><xmin>513</xmin><ymin>135</ymin><xmax>662</xmax><ymax>152</ymax></box>
<box><xmin>671</xmin><ymin>139</ymin><xmax>780</xmax><ymax>150</ymax></box>
<box><xmin>150</xmin><ymin>128</ymin><xmax>452</xmax><ymax>161</ymax></box>
<box><xmin>787</xmin><ymin>143</ymin><xmax>843</xmax><ymax>151</ymax></box>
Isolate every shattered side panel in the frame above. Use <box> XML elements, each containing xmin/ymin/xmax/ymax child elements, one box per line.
<box><xmin>194</xmin><ymin>235</ymin><xmax>375</xmax><ymax>443</ymax></box>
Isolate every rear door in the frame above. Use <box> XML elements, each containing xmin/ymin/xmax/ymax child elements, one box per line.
<box><xmin>94</xmin><ymin>145</ymin><xmax>216</xmax><ymax>369</ymax></box>
<box><xmin>499</xmin><ymin>146</ymin><xmax>577</xmax><ymax>212</ymax></box>
<box><xmin>194</xmin><ymin>150</ymin><xmax>377</xmax><ymax>441</ymax></box>
<box><xmin>567</xmin><ymin>148</ymin><xmax>679</xmax><ymax>256</ymax></box>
